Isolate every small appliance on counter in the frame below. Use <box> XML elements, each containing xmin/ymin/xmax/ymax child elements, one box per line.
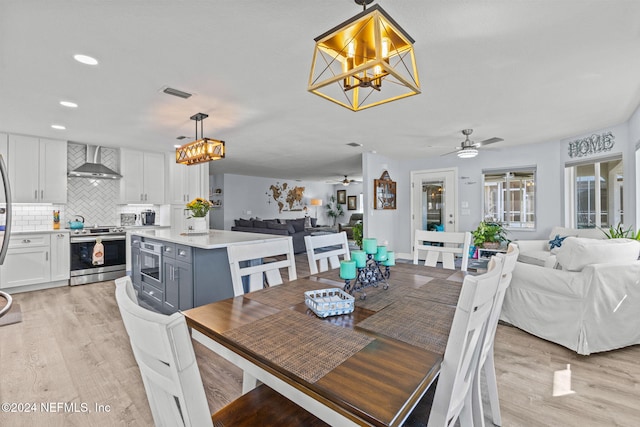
<box><xmin>120</xmin><ymin>213</ymin><xmax>137</xmax><ymax>226</ymax></box>
<box><xmin>141</xmin><ymin>210</ymin><xmax>156</xmax><ymax>226</ymax></box>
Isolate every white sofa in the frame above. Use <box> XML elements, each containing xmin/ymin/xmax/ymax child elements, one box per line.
<box><xmin>515</xmin><ymin>226</ymin><xmax>606</xmax><ymax>267</ymax></box>
<box><xmin>501</xmin><ymin>237</ymin><xmax>640</xmax><ymax>355</ymax></box>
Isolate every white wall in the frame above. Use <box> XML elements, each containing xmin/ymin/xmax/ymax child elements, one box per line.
<box><xmin>362</xmin><ymin>152</ymin><xmax>404</xmax><ymax>252</ymax></box>
<box><xmin>220</xmin><ymin>174</ymin><xmax>336</xmax><ymax>230</ymax></box>
<box><xmin>364</xmin><ymin>122</ymin><xmax>636</xmax><ymax>256</ymax></box>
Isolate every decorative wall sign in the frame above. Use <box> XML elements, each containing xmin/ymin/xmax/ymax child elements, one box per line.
<box><xmin>374</xmin><ymin>170</ymin><xmax>396</xmax><ymax>210</ymax></box>
<box><xmin>568</xmin><ymin>132</ymin><xmax>615</xmax><ymax>158</ymax></box>
<box><xmin>266</xmin><ymin>182</ymin><xmax>305</xmax><ymax>213</ymax></box>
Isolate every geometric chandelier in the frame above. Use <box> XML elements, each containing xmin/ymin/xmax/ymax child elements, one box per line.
<box><xmin>176</xmin><ymin>112</ymin><xmax>225</xmax><ymax>165</ymax></box>
<box><xmin>308</xmin><ymin>0</ymin><xmax>420</xmax><ymax>112</ymax></box>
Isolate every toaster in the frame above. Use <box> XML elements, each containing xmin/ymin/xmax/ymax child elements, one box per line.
<box><xmin>120</xmin><ymin>213</ymin><xmax>137</xmax><ymax>226</ymax></box>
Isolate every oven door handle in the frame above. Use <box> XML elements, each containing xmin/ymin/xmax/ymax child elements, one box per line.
<box><xmin>70</xmin><ymin>235</ymin><xmax>126</xmax><ymax>243</ymax></box>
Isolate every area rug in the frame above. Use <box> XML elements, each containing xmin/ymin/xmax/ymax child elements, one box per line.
<box><xmin>0</xmin><ymin>303</ymin><xmax>22</xmax><ymax>326</ymax></box>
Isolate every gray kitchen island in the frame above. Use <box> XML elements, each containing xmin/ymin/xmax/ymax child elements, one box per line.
<box><xmin>129</xmin><ymin>229</ymin><xmax>290</xmax><ymax>314</ymax></box>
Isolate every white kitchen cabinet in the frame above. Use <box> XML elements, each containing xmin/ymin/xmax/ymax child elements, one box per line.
<box><xmin>120</xmin><ymin>149</ymin><xmax>165</xmax><ymax>204</ymax></box>
<box><xmin>165</xmin><ymin>153</ymin><xmax>206</xmax><ymax>205</ymax></box>
<box><xmin>8</xmin><ymin>135</ymin><xmax>67</xmax><ymax>203</ymax></box>
<box><xmin>50</xmin><ymin>232</ymin><xmax>70</xmax><ymax>281</ymax></box>
<box><xmin>0</xmin><ymin>234</ymin><xmax>51</xmax><ymax>288</ymax></box>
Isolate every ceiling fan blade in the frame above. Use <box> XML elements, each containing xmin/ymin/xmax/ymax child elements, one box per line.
<box><xmin>476</xmin><ymin>137</ymin><xmax>503</xmax><ymax>147</ymax></box>
<box><xmin>440</xmin><ymin>148</ymin><xmax>461</xmax><ymax>157</ymax></box>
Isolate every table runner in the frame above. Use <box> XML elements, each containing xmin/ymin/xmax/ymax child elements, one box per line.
<box><xmin>405</xmin><ymin>278</ymin><xmax>462</xmax><ymax>306</ymax></box>
<box><xmin>243</xmin><ymin>280</ymin><xmax>327</xmax><ymax>310</ymax></box>
<box><xmin>223</xmin><ymin>310</ymin><xmax>374</xmax><ymax>383</ymax></box>
<box><xmin>356</xmin><ymin>298</ymin><xmax>455</xmax><ymax>355</ymax></box>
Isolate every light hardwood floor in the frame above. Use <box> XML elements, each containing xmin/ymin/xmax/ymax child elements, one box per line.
<box><xmin>1</xmin><ymin>255</ymin><xmax>639</xmax><ymax>426</ymax></box>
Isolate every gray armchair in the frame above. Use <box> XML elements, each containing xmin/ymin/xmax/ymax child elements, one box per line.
<box><xmin>339</xmin><ymin>213</ymin><xmax>363</xmax><ymax>239</ymax></box>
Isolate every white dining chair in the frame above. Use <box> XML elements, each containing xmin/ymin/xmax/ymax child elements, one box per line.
<box><xmin>471</xmin><ymin>243</ymin><xmax>519</xmax><ymax>427</ymax></box>
<box><xmin>114</xmin><ymin>276</ymin><xmax>328</xmax><ymax>427</ymax></box>
<box><xmin>413</xmin><ymin>230</ymin><xmax>472</xmax><ymax>272</ymax></box>
<box><xmin>426</xmin><ymin>255</ymin><xmax>504</xmax><ymax>426</ymax></box>
<box><xmin>304</xmin><ymin>231</ymin><xmax>350</xmax><ymax>275</ymax></box>
<box><xmin>227</xmin><ymin>237</ymin><xmax>297</xmax><ymax>296</ymax></box>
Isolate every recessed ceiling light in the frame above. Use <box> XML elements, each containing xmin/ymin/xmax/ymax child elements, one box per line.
<box><xmin>347</xmin><ymin>142</ymin><xmax>363</xmax><ymax>147</ymax></box>
<box><xmin>51</xmin><ymin>124</ymin><xmax>66</xmax><ymax>130</ymax></box>
<box><xmin>73</xmin><ymin>54</ymin><xmax>98</xmax><ymax>65</ymax></box>
<box><xmin>173</xmin><ymin>144</ymin><xmax>181</xmax><ymax>148</ymax></box>
<box><xmin>60</xmin><ymin>101</ymin><xmax>78</xmax><ymax>108</ymax></box>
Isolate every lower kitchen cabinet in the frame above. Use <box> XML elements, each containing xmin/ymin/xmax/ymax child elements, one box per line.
<box><xmin>163</xmin><ymin>258</ymin><xmax>193</xmax><ymax>312</ymax></box>
<box><xmin>1</xmin><ymin>245</ymin><xmax>50</xmax><ymax>288</ymax></box>
<box><xmin>50</xmin><ymin>232</ymin><xmax>70</xmax><ymax>281</ymax></box>
<box><xmin>0</xmin><ymin>232</ymin><xmax>71</xmax><ymax>291</ymax></box>
<box><xmin>131</xmin><ymin>235</ymin><xmax>234</xmax><ymax>314</ymax></box>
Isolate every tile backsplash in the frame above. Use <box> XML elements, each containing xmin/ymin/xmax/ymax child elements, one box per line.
<box><xmin>66</xmin><ymin>143</ymin><xmax>121</xmax><ymax>226</ymax></box>
<box><xmin>11</xmin><ymin>204</ymin><xmax>66</xmax><ymax>231</ymax></box>
<box><xmin>10</xmin><ymin>142</ymin><xmax>162</xmax><ymax>231</ymax></box>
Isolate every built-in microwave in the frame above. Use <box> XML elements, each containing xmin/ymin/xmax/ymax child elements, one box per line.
<box><xmin>139</xmin><ymin>241</ymin><xmax>163</xmax><ymax>286</ymax></box>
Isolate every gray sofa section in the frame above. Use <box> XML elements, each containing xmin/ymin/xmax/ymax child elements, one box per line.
<box><xmin>231</xmin><ymin>218</ymin><xmax>313</xmax><ymax>254</ymax></box>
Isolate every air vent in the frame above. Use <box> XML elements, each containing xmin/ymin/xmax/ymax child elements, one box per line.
<box><xmin>176</xmin><ymin>136</ymin><xmax>187</xmax><ymax>140</ymax></box>
<box><xmin>347</xmin><ymin>142</ymin><xmax>363</xmax><ymax>147</ymax></box>
<box><xmin>162</xmin><ymin>87</ymin><xmax>192</xmax><ymax>99</ymax></box>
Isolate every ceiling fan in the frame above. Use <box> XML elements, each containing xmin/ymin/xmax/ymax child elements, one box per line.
<box><xmin>328</xmin><ymin>175</ymin><xmax>361</xmax><ymax>186</ymax></box>
<box><xmin>441</xmin><ymin>129</ymin><xmax>504</xmax><ymax>158</ymax></box>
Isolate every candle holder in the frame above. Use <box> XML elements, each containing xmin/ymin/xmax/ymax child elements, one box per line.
<box><xmin>343</xmin><ymin>253</ymin><xmax>390</xmax><ymax>299</ymax></box>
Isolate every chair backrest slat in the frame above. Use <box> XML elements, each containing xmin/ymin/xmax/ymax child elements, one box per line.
<box><xmin>304</xmin><ymin>232</ymin><xmax>350</xmax><ymax>275</ymax></box>
<box><xmin>413</xmin><ymin>230</ymin><xmax>471</xmax><ymax>271</ymax></box>
<box><xmin>227</xmin><ymin>237</ymin><xmax>297</xmax><ymax>296</ymax></box>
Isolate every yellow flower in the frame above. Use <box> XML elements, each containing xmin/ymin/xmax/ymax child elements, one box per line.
<box><xmin>186</xmin><ymin>197</ymin><xmax>213</xmax><ymax>218</ymax></box>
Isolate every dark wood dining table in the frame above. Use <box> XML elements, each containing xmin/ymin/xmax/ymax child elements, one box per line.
<box><xmin>183</xmin><ymin>262</ymin><xmax>464</xmax><ymax>427</ymax></box>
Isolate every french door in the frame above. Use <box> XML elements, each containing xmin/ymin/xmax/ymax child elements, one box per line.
<box><xmin>411</xmin><ymin>169</ymin><xmax>457</xmax><ymax>250</ymax></box>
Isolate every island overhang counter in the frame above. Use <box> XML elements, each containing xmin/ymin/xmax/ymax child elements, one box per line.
<box><xmin>129</xmin><ymin>229</ymin><xmax>290</xmax><ymax>313</ymax></box>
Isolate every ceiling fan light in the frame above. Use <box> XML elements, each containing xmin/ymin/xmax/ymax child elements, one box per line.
<box><xmin>457</xmin><ymin>147</ymin><xmax>478</xmax><ymax>159</ymax></box>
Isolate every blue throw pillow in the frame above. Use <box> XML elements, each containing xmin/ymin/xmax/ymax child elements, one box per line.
<box><xmin>548</xmin><ymin>234</ymin><xmax>567</xmax><ymax>250</ymax></box>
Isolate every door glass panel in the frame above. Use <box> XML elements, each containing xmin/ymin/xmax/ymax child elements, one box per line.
<box><xmin>421</xmin><ymin>180</ymin><xmax>444</xmax><ymax>231</ymax></box>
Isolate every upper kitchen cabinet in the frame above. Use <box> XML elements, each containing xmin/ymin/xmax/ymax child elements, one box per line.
<box><xmin>165</xmin><ymin>152</ymin><xmax>207</xmax><ymax>205</ymax></box>
<box><xmin>119</xmin><ymin>149</ymin><xmax>165</xmax><ymax>204</ymax></box>
<box><xmin>8</xmin><ymin>135</ymin><xmax>67</xmax><ymax>203</ymax></box>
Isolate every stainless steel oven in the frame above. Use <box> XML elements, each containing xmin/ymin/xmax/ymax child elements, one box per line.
<box><xmin>139</xmin><ymin>241</ymin><xmax>163</xmax><ymax>286</ymax></box>
<box><xmin>70</xmin><ymin>227</ymin><xmax>126</xmax><ymax>285</ymax></box>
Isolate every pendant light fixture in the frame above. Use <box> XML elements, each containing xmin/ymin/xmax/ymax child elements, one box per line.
<box><xmin>176</xmin><ymin>113</ymin><xmax>225</xmax><ymax>165</ymax></box>
<box><xmin>308</xmin><ymin>0</ymin><xmax>420</xmax><ymax>111</ymax></box>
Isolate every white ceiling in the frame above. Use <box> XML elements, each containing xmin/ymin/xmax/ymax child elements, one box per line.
<box><xmin>2</xmin><ymin>0</ymin><xmax>640</xmax><ymax>182</ymax></box>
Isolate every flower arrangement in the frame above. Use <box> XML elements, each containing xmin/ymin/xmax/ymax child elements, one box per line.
<box><xmin>186</xmin><ymin>197</ymin><xmax>212</xmax><ymax>218</ymax></box>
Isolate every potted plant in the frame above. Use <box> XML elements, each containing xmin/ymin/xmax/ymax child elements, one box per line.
<box><xmin>472</xmin><ymin>221</ymin><xmax>508</xmax><ymax>249</ymax></box>
<box><xmin>353</xmin><ymin>222</ymin><xmax>363</xmax><ymax>249</ymax></box>
<box><xmin>325</xmin><ymin>195</ymin><xmax>344</xmax><ymax>227</ymax></box>
<box><xmin>186</xmin><ymin>197</ymin><xmax>212</xmax><ymax>233</ymax></box>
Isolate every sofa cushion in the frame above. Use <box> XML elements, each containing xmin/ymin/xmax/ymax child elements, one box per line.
<box><xmin>517</xmin><ymin>250</ymin><xmax>550</xmax><ymax>267</ymax></box>
<box><xmin>556</xmin><ymin>237</ymin><xmax>640</xmax><ymax>271</ymax></box>
<box><xmin>253</xmin><ymin>220</ymin><xmax>267</xmax><ymax>229</ymax></box>
<box><xmin>236</xmin><ymin>218</ymin><xmax>252</xmax><ymax>227</ymax></box>
<box><xmin>267</xmin><ymin>222</ymin><xmax>289</xmax><ymax>232</ymax></box>
<box><xmin>287</xmin><ymin>218</ymin><xmax>306</xmax><ymax>233</ymax></box>
<box><xmin>576</xmin><ymin>228</ymin><xmax>607</xmax><ymax>239</ymax></box>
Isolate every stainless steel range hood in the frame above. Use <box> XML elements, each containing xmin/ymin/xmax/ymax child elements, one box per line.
<box><xmin>68</xmin><ymin>145</ymin><xmax>122</xmax><ymax>179</ymax></box>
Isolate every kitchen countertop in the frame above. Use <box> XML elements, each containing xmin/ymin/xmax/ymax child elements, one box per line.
<box><xmin>129</xmin><ymin>228</ymin><xmax>289</xmax><ymax>250</ymax></box>
<box><xmin>11</xmin><ymin>229</ymin><xmax>71</xmax><ymax>235</ymax></box>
